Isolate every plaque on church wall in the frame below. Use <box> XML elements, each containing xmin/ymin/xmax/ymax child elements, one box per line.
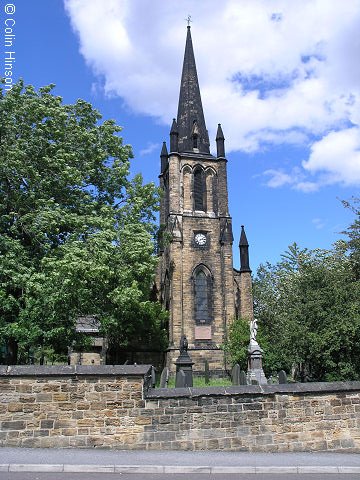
<box><xmin>195</xmin><ymin>326</ymin><xmax>212</xmax><ymax>340</ymax></box>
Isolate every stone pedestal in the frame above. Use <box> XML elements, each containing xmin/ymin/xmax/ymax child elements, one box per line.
<box><xmin>247</xmin><ymin>341</ymin><xmax>267</xmax><ymax>385</ymax></box>
<box><xmin>174</xmin><ymin>351</ymin><xmax>194</xmax><ymax>388</ymax></box>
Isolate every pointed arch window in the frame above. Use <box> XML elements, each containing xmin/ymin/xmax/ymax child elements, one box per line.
<box><xmin>193</xmin><ymin>266</ymin><xmax>213</xmax><ymax>325</ymax></box>
<box><xmin>194</xmin><ymin>168</ymin><xmax>206</xmax><ymax>211</ymax></box>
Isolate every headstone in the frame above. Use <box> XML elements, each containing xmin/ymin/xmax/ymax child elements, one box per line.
<box><xmin>151</xmin><ymin>366</ymin><xmax>156</xmax><ymax>388</ymax></box>
<box><xmin>175</xmin><ymin>368</ymin><xmax>186</xmax><ymax>388</ymax></box>
<box><xmin>159</xmin><ymin>367</ymin><xmax>169</xmax><ymax>388</ymax></box>
<box><xmin>174</xmin><ymin>334</ymin><xmax>194</xmax><ymax>388</ymax></box>
<box><xmin>239</xmin><ymin>370</ymin><xmax>247</xmax><ymax>385</ymax></box>
<box><xmin>278</xmin><ymin>370</ymin><xmax>288</xmax><ymax>384</ymax></box>
<box><xmin>204</xmin><ymin>360</ymin><xmax>210</xmax><ymax>385</ymax></box>
<box><xmin>231</xmin><ymin>364</ymin><xmax>240</xmax><ymax>385</ymax></box>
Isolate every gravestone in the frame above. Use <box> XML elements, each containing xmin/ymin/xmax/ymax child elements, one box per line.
<box><xmin>175</xmin><ymin>369</ymin><xmax>186</xmax><ymax>388</ymax></box>
<box><xmin>174</xmin><ymin>334</ymin><xmax>194</xmax><ymax>388</ymax></box>
<box><xmin>278</xmin><ymin>370</ymin><xmax>288</xmax><ymax>384</ymax></box>
<box><xmin>159</xmin><ymin>367</ymin><xmax>169</xmax><ymax>388</ymax></box>
<box><xmin>231</xmin><ymin>364</ymin><xmax>240</xmax><ymax>385</ymax></box>
<box><xmin>239</xmin><ymin>370</ymin><xmax>247</xmax><ymax>385</ymax></box>
<box><xmin>151</xmin><ymin>366</ymin><xmax>156</xmax><ymax>388</ymax></box>
<box><xmin>204</xmin><ymin>360</ymin><xmax>210</xmax><ymax>385</ymax></box>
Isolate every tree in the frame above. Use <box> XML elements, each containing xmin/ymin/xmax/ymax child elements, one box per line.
<box><xmin>342</xmin><ymin>197</ymin><xmax>360</xmax><ymax>279</ymax></box>
<box><xmin>252</xmin><ymin>241</ymin><xmax>360</xmax><ymax>381</ymax></box>
<box><xmin>225</xmin><ymin>317</ymin><xmax>249</xmax><ymax>371</ymax></box>
<box><xmin>0</xmin><ymin>80</ymin><xmax>166</xmax><ymax>364</ymax></box>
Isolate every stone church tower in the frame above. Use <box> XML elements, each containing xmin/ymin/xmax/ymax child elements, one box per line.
<box><xmin>157</xmin><ymin>26</ymin><xmax>254</xmax><ymax>373</ymax></box>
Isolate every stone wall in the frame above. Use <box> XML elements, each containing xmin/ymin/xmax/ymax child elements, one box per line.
<box><xmin>0</xmin><ymin>365</ymin><xmax>152</xmax><ymax>449</ymax></box>
<box><xmin>146</xmin><ymin>383</ymin><xmax>360</xmax><ymax>452</ymax></box>
<box><xmin>1</xmin><ymin>366</ymin><xmax>359</xmax><ymax>452</ymax></box>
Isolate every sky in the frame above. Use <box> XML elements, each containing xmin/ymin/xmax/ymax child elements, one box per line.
<box><xmin>2</xmin><ymin>0</ymin><xmax>359</xmax><ymax>272</ymax></box>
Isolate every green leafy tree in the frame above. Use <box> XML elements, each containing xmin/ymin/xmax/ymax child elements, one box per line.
<box><xmin>0</xmin><ymin>80</ymin><xmax>166</xmax><ymax>364</ymax></box>
<box><xmin>342</xmin><ymin>197</ymin><xmax>360</xmax><ymax>279</ymax></box>
<box><xmin>225</xmin><ymin>317</ymin><xmax>249</xmax><ymax>371</ymax></box>
<box><xmin>252</xmin><ymin>241</ymin><xmax>360</xmax><ymax>381</ymax></box>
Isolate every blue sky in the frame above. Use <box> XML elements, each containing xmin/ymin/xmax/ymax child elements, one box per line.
<box><xmin>3</xmin><ymin>0</ymin><xmax>359</xmax><ymax>272</ymax></box>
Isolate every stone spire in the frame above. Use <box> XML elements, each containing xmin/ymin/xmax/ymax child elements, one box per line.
<box><xmin>239</xmin><ymin>225</ymin><xmax>251</xmax><ymax>273</ymax></box>
<box><xmin>160</xmin><ymin>141</ymin><xmax>168</xmax><ymax>173</ymax></box>
<box><xmin>170</xmin><ymin>118</ymin><xmax>179</xmax><ymax>153</ymax></box>
<box><xmin>216</xmin><ymin>123</ymin><xmax>225</xmax><ymax>158</ymax></box>
<box><xmin>176</xmin><ymin>26</ymin><xmax>210</xmax><ymax>154</ymax></box>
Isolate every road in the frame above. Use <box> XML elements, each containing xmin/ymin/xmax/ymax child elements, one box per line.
<box><xmin>1</xmin><ymin>447</ymin><xmax>359</xmax><ymax>479</ymax></box>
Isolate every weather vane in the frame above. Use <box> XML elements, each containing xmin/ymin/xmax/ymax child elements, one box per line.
<box><xmin>186</xmin><ymin>15</ymin><xmax>192</xmax><ymax>26</ymax></box>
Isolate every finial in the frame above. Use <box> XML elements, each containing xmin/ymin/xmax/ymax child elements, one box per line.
<box><xmin>186</xmin><ymin>15</ymin><xmax>192</xmax><ymax>27</ymax></box>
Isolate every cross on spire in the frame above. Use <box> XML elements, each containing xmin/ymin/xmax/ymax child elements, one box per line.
<box><xmin>186</xmin><ymin>15</ymin><xmax>192</xmax><ymax>26</ymax></box>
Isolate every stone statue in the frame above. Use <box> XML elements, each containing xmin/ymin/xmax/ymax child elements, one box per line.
<box><xmin>247</xmin><ymin>317</ymin><xmax>267</xmax><ymax>384</ymax></box>
<box><xmin>250</xmin><ymin>318</ymin><xmax>258</xmax><ymax>343</ymax></box>
<box><xmin>180</xmin><ymin>334</ymin><xmax>188</xmax><ymax>353</ymax></box>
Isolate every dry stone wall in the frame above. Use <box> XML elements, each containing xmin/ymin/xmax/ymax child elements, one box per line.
<box><xmin>0</xmin><ymin>366</ymin><xmax>359</xmax><ymax>452</ymax></box>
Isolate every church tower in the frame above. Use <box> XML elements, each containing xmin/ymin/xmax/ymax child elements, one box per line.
<box><xmin>157</xmin><ymin>26</ymin><xmax>252</xmax><ymax>373</ymax></box>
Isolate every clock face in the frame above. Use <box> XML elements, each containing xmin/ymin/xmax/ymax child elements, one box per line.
<box><xmin>194</xmin><ymin>233</ymin><xmax>207</xmax><ymax>246</ymax></box>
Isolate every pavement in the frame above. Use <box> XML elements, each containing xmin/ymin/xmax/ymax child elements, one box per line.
<box><xmin>0</xmin><ymin>447</ymin><xmax>360</xmax><ymax>474</ymax></box>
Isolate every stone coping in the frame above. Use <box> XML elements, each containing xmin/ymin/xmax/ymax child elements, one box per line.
<box><xmin>0</xmin><ymin>365</ymin><xmax>152</xmax><ymax>377</ymax></box>
<box><xmin>1</xmin><ymin>465</ymin><xmax>360</xmax><ymax>474</ymax></box>
<box><xmin>147</xmin><ymin>381</ymin><xmax>360</xmax><ymax>399</ymax></box>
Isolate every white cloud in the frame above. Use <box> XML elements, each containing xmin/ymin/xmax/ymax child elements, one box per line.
<box><xmin>262</xmin><ymin>169</ymin><xmax>294</xmax><ymax>188</ymax></box>
<box><xmin>294</xmin><ymin>181</ymin><xmax>319</xmax><ymax>193</ymax></box>
<box><xmin>139</xmin><ymin>142</ymin><xmax>160</xmax><ymax>156</ymax></box>
<box><xmin>64</xmin><ymin>0</ymin><xmax>360</xmax><ymax>189</ymax></box>
<box><xmin>262</xmin><ymin>168</ymin><xmax>319</xmax><ymax>192</ymax></box>
<box><xmin>312</xmin><ymin>218</ymin><xmax>326</xmax><ymax>230</ymax></box>
<box><xmin>303</xmin><ymin>127</ymin><xmax>360</xmax><ymax>186</ymax></box>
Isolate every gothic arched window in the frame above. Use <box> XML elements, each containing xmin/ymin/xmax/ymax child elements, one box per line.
<box><xmin>194</xmin><ymin>168</ymin><xmax>206</xmax><ymax>211</ymax></box>
<box><xmin>182</xmin><ymin>166</ymin><xmax>192</xmax><ymax>210</ymax></box>
<box><xmin>194</xmin><ymin>266</ymin><xmax>213</xmax><ymax>324</ymax></box>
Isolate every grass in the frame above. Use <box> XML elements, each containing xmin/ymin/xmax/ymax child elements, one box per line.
<box><xmin>164</xmin><ymin>376</ymin><xmax>232</xmax><ymax>388</ymax></box>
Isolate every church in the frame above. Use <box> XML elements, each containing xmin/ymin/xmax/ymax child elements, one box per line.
<box><xmin>156</xmin><ymin>26</ymin><xmax>254</xmax><ymax>374</ymax></box>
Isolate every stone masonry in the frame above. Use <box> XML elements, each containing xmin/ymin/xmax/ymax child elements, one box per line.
<box><xmin>1</xmin><ymin>366</ymin><xmax>360</xmax><ymax>452</ymax></box>
<box><xmin>0</xmin><ymin>365</ymin><xmax>151</xmax><ymax>449</ymax></box>
<box><xmin>156</xmin><ymin>27</ymin><xmax>252</xmax><ymax>374</ymax></box>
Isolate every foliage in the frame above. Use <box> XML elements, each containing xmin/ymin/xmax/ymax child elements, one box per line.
<box><xmin>253</xmin><ymin>238</ymin><xmax>360</xmax><ymax>381</ymax></box>
<box><xmin>0</xmin><ymin>80</ymin><xmax>166</xmax><ymax>363</ymax></box>
<box><xmin>342</xmin><ymin>197</ymin><xmax>360</xmax><ymax>280</ymax></box>
<box><xmin>224</xmin><ymin>317</ymin><xmax>250</xmax><ymax>371</ymax></box>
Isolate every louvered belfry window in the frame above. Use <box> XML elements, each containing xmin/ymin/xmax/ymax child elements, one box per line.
<box><xmin>194</xmin><ymin>168</ymin><xmax>205</xmax><ymax>211</ymax></box>
<box><xmin>194</xmin><ymin>270</ymin><xmax>212</xmax><ymax>324</ymax></box>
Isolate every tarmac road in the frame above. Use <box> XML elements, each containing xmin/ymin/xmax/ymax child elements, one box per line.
<box><xmin>1</xmin><ymin>447</ymin><xmax>360</xmax><ymax>467</ymax></box>
<box><xmin>1</xmin><ymin>447</ymin><xmax>360</xmax><ymax>479</ymax></box>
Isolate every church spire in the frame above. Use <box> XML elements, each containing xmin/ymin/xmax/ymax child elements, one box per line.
<box><xmin>176</xmin><ymin>26</ymin><xmax>210</xmax><ymax>154</ymax></box>
<box><xmin>239</xmin><ymin>226</ymin><xmax>251</xmax><ymax>273</ymax></box>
